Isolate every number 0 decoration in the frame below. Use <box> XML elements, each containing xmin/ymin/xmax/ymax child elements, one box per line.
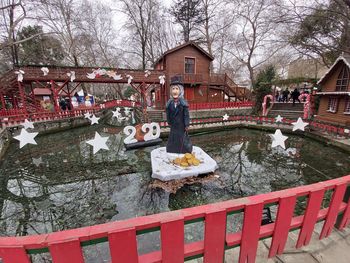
<box><xmin>123</xmin><ymin>122</ymin><xmax>161</xmax><ymax>145</ymax></box>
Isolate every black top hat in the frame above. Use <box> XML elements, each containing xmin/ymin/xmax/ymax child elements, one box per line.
<box><xmin>170</xmin><ymin>75</ymin><xmax>183</xmax><ymax>86</ymax></box>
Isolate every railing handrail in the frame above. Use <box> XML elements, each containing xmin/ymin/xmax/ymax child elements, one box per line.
<box><xmin>0</xmin><ymin>173</ymin><xmax>349</xmax><ymax>262</ymax></box>
<box><xmin>0</xmin><ymin>99</ymin><xmax>141</xmax><ymax>128</ymax></box>
<box><xmin>189</xmin><ymin>101</ymin><xmax>254</xmax><ymax>110</ymax></box>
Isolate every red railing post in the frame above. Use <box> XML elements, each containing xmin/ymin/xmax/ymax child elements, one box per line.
<box><xmin>49</xmin><ymin>239</ymin><xmax>84</xmax><ymax>263</ymax></box>
<box><xmin>268</xmin><ymin>194</ymin><xmax>296</xmax><ymax>257</ymax></box>
<box><xmin>296</xmin><ymin>188</ymin><xmax>325</xmax><ymax>248</ymax></box>
<box><xmin>203</xmin><ymin>209</ymin><xmax>226</xmax><ymax>263</ymax></box>
<box><xmin>320</xmin><ymin>182</ymin><xmax>347</xmax><ymax>239</ymax></box>
<box><xmin>0</xmin><ymin>247</ymin><xmax>31</xmax><ymax>263</ymax></box>
<box><xmin>239</xmin><ymin>202</ymin><xmax>264</xmax><ymax>263</ymax></box>
<box><xmin>161</xmin><ymin>216</ymin><xmax>184</xmax><ymax>262</ymax></box>
<box><xmin>109</xmin><ymin>228</ymin><xmax>138</xmax><ymax>263</ymax></box>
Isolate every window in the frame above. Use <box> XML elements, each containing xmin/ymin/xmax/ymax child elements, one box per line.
<box><xmin>185</xmin><ymin>57</ymin><xmax>195</xmax><ymax>74</ymax></box>
<box><xmin>336</xmin><ymin>66</ymin><xmax>349</xmax><ymax>91</ymax></box>
<box><xmin>327</xmin><ymin>97</ymin><xmax>338</xmax><ymax>113</ymax></box>
<box><xmin>345</xmin><ymin>97</ymin><xmax>350</xmax><ymax>114</ymax></box>
<box><xmin>185</xmin><ymin>87</ymin><xmax>194</xmax><ymax>100</ymax></box>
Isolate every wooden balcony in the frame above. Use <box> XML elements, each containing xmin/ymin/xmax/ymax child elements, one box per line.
<box><xmin>182</xmin><ymin>74</ymin><xmax>203</xmax><ymax>84</ymax></box>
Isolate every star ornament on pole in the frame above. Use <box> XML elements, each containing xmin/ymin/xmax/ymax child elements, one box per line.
<box><xmin>275</xmin><ymin>115</ymin><xmax>283</xmax><ymax>123</ymax></box>
<box><xmin>223</xmin><ymin>114</ymin><xmax>229</xmax><ymax>121</ymax></box>
<box><xmin>84</xmin><ymin>112</ymin><xmax>92</xmax><ymax>119</ymax></box>
<box><xmin>14</xmin><ymin>128</ymin><xmax>39</xmax><ymax>148</ymax></box>
<box><xmin>88</xmin><ymin>114</ymin><xmax>100</xmax><ymax>125</ymax></box>
<box><xmin>21</xmin><ymin>119</ymin><xmax>34</xmax><ymax>130</ymax></box>
<box><xmin>292</xmin><ymin>117</ymin><xmax>309</xmax><ymax>132</ymax></box>
<box><xmin>86</xmin><ymin>132</ymin><xmax>109</xmax><ymax>154</ymax></box>
<box><xmin>270</xmin><ymin>129</ymin><xmax>288</xmax><ymax>149</ymax></box>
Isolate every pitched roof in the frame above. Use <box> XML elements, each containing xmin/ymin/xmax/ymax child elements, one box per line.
<box><xmin>154</xmin><ymin>41</ymin><xmax>214</xmax><ymax>66</ymax></box>
<box><xmin>317</xmin><ymin>55</ymin><xmax>350</xmax><ymax>85</ymax></box>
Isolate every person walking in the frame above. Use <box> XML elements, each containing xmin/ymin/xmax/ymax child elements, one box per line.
<box><xmin>282</xmin><ymin>88</ymin><xmax>290</xmax><ymax>102</ymax></box>
<box><xmin>291</xmin><ymin>88</ymin><xmax>301</xmax><ymax>106</ymax></box>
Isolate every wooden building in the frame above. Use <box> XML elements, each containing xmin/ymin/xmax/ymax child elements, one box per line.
<box><xmin>153</xmin><ymin>41</ymin><xmax>250</xmax><ymax>108</ymax></box>
<box><xmin>316</xmin><ymin>55</ymin><xmax>350</xmax><ymax>126</ymax></box>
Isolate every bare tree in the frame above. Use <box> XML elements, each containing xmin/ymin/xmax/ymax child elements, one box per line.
<box><xmin>146</xmin><ymin>6</ymin><xmax>182</xmax><ymax>65</ymax></box>
<box><xmin>0</xmin><ymin>0</ymin><xmax>26</xmax><ymax>66</ymax></box>
<box><xmin>32</xmin><ymin>0</ymin><xmax>83</xmax><ymax>66</ymax></box>
<box><xmin>119</xmin><ymin>0</ymin><xmax>158</xmax><ymax>70</ymax></box>
<box><xmin>78</xmin><ymin>0</ymin><xmax>122</xmax><ymax>67</ymax></box>
<box><xmin>224</xmin><ymin>0</ymin><xmax>285</xmax><ymax>85</ymax></box>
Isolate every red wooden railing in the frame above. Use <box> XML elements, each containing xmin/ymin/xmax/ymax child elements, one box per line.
<box><xmin>189</xmin><ymin>101</ymin><xmax>254</xmax><ymax>110</ymax></box>
<box><xmin>158</xmin><ymin>115</ymin><xmax>350</xmax><ymax>138</ymax></box>
<box><xmin>0</xmin><ymin>174</ymin><xmax>350</xmax><ymax>262</ymax></box>
<box><xmin>0</xmin><ymin>99</ymin><xmax>140</xmax><ymax>127</ymax></box>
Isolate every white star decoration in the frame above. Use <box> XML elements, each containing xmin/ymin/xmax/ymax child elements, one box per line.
<box><xmin>88</xmin><ymin>114</ymin><xmax>100</xmax><ymax>125</ymax></box>
<box><xmin>223</xmin><ymin>114</ymin><xmax>229</xmax><ymax>121</ymax></box>
<box><xmin>41</xmin><ymin>67</ymin><xmax>49</xmax><ymax>76</ymax></box>
<box><xmin>275</xmin><ymin>115</ymin><xmax>283</xmax><ymax>123</ymax></box>
<box><xmin>32</xmin><ymin>157</ymin><xmax>43</xmax><ymax>167</ymax></box>
<box><xmin>15</xmin><ymin>70</ymin><xmax>25</xmax><ymax>82</ymax></box>
<box><xmin>86</xmin><ymin>132</ymin><xmax>109</xmax><ymax>154</ymax></box>
<box><xmin>126</xmin><ymin>75</ymin><xmax>133</xmax><ymax>85</ymax></box>
<box><xmin>67</xmin><ymin>71</ymin><xmax>76</xmax><ymax>82</ymax></box>
<box><xmin>144</xmin><ymin>70</ymin><xmax>151</xmax><ymax>77</ymax></box>
<box><xmin>292</xmin><ymin>117</ymin><xmax>308</xmax><ymax>132</ymax></box>
<box><xmin>86</xmin><ymin>72</ymin><xmax>96</xmax><ymax>79</ymax></box>
<box><xmin>271</xmin><ymin>129</ymin><xmax>288</xmax><ymax>149</ymax></box>
<box><xmin>84</xmin><ymin>112</ymin><xmax>92</xmax><ymax>119</ymax></box>
<box><xmin>112</xmin><ymin>108</ymin><xmax>121</xmax><ymax>118</ymax></box>
<box><xmin>21</xmin><ymin>119</ymin><xmax>34</xmax><ymax>130</ymax></box>
<box><xmin>113</xmin><ymin>74</ymin><xmax>123</xmax><ymax>80</ymax></box>
<box><xmin>14</xmin><ymin>128</ymin><xmax>39</xmax><ymax>148</ymax></box>
<box><xmin>159</xmin><ymin>75</ymin><xmax>166</xmax><ymax>85</ymax></box>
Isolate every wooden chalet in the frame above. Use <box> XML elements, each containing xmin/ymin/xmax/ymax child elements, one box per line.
<box><xmin>316</xmin><ymin>55</ymin><xmax>350</xmax><ymax>126</ymax></box>
<box><xmin>153</xmin><ymin>41</ymin><xmax>250</xmax><ymax>108</ymax></box>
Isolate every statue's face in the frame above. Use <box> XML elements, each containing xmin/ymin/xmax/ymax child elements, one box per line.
<box><xmin>171</xmin><ymin>86</ymin><xmax>180</xmax><ymax>99</ymax></box>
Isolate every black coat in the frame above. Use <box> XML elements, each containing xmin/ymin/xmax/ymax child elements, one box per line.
<box><xmin>166</xmin><ymin>98</ymin><xmax>193</xmax><ymax>154</ymax></box>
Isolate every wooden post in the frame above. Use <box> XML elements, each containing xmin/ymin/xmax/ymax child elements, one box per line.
<box><xmin>50</xmin><ymin>80</ymin><xmax>59</xmax><ymax>112</ymax></box>
<box><xmin>18</xmin><ymin>81</ymin><xmax>27</xmax><ymax>113</ymax></box>
<box><xmin>0</xmin><ymin>92</ymin><xmax>5</xmax><ymax>109</ymax></box>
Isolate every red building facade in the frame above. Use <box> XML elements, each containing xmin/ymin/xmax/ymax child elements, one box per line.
<box><xmin>316</xmin><ymin>55</ymin><xmax>350</xmax><ymax>126</ymax></box>
<box><xmin>153</xmin><ymin>42</ymin><xmax>250</xmax><ymax>108</ymax></box>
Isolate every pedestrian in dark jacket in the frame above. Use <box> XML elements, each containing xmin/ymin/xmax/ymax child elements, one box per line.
<box><xmin>291</xmin><ymin>88</ymin><xmax>301</xmax><ymax>105</ymax></box>
<box><xmin>282</xmin><ymin>88</ymin><xmax>290</xmax><ymax>102</ymax></box>
<box><xmin>166</xmin><ymin>76</ymin><xmax>193</xmax><ymax>154</ymax></box>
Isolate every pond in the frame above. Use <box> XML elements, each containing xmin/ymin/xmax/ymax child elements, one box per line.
<box><xmin>0</xmin><ymin>125</ymin><xmax>349</xmax><ymax>260</ymax></box>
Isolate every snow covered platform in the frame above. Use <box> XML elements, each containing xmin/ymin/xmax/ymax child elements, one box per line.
<box><xmin>151</xmin><ymin>146</ymin><xmax>218</xmax><ymax>181</ymax></box>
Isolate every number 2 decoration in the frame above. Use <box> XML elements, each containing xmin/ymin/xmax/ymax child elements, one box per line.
<box><xmin>123</xmin><ymin>123</ymin><xmax>161</xmax><ymax>144</ymax></box>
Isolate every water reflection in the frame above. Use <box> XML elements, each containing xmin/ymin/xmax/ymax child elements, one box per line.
<box><xmin>0</xmin><ymin>126</ymin><xmax>349</xmax><ymax>239</ymax></box>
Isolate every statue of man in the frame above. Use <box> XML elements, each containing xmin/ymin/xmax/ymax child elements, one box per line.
<box><xmin>166</xmin><ymin>76</ymin><xmax>193</xmax><ymax>154</ymax></box>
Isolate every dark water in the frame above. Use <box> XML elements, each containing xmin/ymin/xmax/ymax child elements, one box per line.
<box><xmin>0</xmin><ymin>125</ymin><xmax>349</xmax><ymax>241</ymax></box>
